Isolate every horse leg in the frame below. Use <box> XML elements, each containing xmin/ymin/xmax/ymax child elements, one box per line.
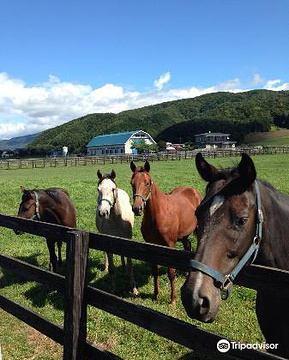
<box><xmin>168</xmin><ymin>267</ymin><xmax>176</xmax><ymax>306</ymax></box>
<box><xmin>46</xmin><ymin>238</ymin><xmax>57</xmax><ymax>272</ymax></box>
<box><xmin>181</xmin><ymin>236</ymin><xmax>191</xmax><ymax>252</ymax></box>
<box><xmin>57</xmin><ymin>241</ymin><xmax>62</xmax><ymax>267</ymax></box>
<box><xmin>102</xmin><ymin>252</ymin><xmax>109</xmax><ymax>272</ymax></box>
<box><xmin>107</xmin><ymin>252</ymin><xmax>116</xmax><ymax>293</ymax></box>
<box><xmin>127</xmin><ymin>257</ymin><xmax>138</xmax><ymax>296</ymax></box>
<box><xmin>121</xmin><ymin>255</ymin><xmax>126</xmax><ymax>272</ymax></box>
<box><xmin>151</xmin><ymin>264</ymin><xmax>159</xmax><ymax>300</ymax></box>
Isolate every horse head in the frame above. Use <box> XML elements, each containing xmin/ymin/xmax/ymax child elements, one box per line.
<box><xmin>15</xmin><ymin>187</ymin><xmax>41</xmax><ymax>234</ymax></box>
<box><xmin>97</xmin><ymin>169</ymin><xmax>118</xmax><ymax>219</ymax></box>
<box><xmin>181</xmin><ymin>153</ymin><xmax>260</xmax><ymax>322</ymax></box>
<box><xmin>130</xmin><ymin>160</ymin><xmax>153</xmax><ymax>216</ymax></box>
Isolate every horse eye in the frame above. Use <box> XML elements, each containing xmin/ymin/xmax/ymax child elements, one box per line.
<box><xmin>237</xmin><ymin>217</ymin><xmax>248</xmax><ymax>226</ymax></box>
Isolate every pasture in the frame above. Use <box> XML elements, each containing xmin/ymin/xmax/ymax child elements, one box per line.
<box><xmin>1</xmin><ymin>154</ymin><xmax>289</xmax><ymax>359</ymax></box>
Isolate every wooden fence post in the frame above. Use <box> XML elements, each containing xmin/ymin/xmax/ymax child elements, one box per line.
<box><xmin>63</xmin><ymin>230</ymin><xmax>89</xmax><ymax>360</ymax></box>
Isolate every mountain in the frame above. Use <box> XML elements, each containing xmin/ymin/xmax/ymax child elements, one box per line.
<box><xmin>0</xmin><ymin>133</ymin><xmax>40</xmax><ymax>150</ymax></box>
<box><xmin>28</xmin><ymin>90</ymin><xmax>289</xmax><ymax>153</ymax></box>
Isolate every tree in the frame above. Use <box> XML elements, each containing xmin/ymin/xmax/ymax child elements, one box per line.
<box><xmin>131</xmin><ymin>140</ymin><xmax>158</xmax><ymax>154</ymax></box>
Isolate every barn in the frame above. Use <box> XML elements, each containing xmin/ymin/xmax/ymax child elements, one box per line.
<box><xmin>86</xmin><ymin>130</ymin><xmax>156</xmax><ymax>155</ymax></box>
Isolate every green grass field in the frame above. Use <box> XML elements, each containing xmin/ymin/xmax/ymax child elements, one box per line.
<box><xmin>1</xmin><ymin>154</ymin><xmax>289</xmax><ymax>360</ymax></box>
<box><xmin>244</xmin><ymin>128</ymin><xmax>289</xmax><ymax>146</ymax></box>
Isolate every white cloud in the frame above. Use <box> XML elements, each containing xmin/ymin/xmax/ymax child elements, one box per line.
<box><xmin>0</xmin><ymin>71</ymin><xmax>288</xmax><ymax>140</ymax></box>
<box><xmin>154</xmin><ymin>72</ymin><xmax>171</xmax><ymax>90</ymax></box>
<box><xmin>264</xmin><ymin>79</ymin><xmax>289</xmax><ymax>91</ymax></box>
<box><xmin>251</xmin><ymin>73</ymin><xmax>265</xmax><ymax>86</ymax></box>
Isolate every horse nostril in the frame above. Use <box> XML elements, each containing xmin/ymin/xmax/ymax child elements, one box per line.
<box><xmin>199</xmin><ymin>295</ymin><xmax>210</xmax><ymax>316</ymax></box>
<box><xmin>133</xmin><ymin>206</ymin><xmax>142</xmax><ymax>216</ymax></box>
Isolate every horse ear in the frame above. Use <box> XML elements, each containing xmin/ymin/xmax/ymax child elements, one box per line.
<box><xmin>144</xmin><ymin>160</ymin><xmax>150</xmax><ymax>173</ymax></box>
<box><xmin>97</xmin><ymin>170</ymin><xmax>103</xmax><ymax>179</ymax></box>
<box><xmin>130</xmin><ymin>161</ymin><xmax>136</xmax><ymax>172</ymax></box>
<box><xmin>20</xmin><ymin>186</ymin><xmax>25</xmax><ymax>193</ymax></box>
<box><xmin>195</xmin><ymin>153</ymin><xmax>218</xmax><ymax>182</ymax></box>
<box><xmin>238</xmin><ymin>153</ymin><xmax>256</xmax><ymax>186</ymax></box>
<box><xmin>110</xmin><ymin>169</ymin><xmax>116</xmax><ymax>180</ymax></box>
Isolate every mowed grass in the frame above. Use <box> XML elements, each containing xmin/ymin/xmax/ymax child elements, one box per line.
<box><xmin>1</xmin><ymin>154</ymin><xmax>289</xmax><ymax>360</ymax></box>
<box><xmin>244</xmin><ymin>128</ymin><xmax>289</xmax><ymax>146</ymax></box>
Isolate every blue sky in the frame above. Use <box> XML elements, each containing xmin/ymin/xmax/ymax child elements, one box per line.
<box><xmin>1</xmin><ymin>0</ymin><xmax>289</xmax><ymax>139</ymax></box>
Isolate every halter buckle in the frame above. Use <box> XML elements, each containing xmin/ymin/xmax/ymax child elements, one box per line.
<box><xmin>220</xmin><ymin>275</ymin><xmax>233</xmax><ymax>300</ymax></box>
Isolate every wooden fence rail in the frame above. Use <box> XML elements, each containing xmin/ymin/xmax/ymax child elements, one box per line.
<box><xmin>0</xmin><ymin>214</ymin><xmax>288</xmax><ymax>360</ymax></box>
<box><xmin>1</xmin><ymin>146</ymin><xmax>289</xmax><ymax>170</ymax></box>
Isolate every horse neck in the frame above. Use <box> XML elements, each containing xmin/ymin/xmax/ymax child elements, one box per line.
<box><xmin>145</xmin><ymin>181</ymin><xmax>165</xmax><ymax>216</ymax></box>
<box><xmin>112</xmin><ymin>188</ymin><xmax>134</xmax><ymax>224</ymax></box>
<box><xmin>39</xmin><ymin>192</ymin><xmax>63</xmax><ymax>224</ymax></box>
<box><xmin>258</xmin><ymin>180</ymin><xmax>289</xmax><ymax>270</ymax></box>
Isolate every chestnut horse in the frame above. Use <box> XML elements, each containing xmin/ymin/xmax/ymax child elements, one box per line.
<box><xmin>181</xmin><ymin>153</ymin><xmax>289</xmax><ymax>357</ymax></box>
<box><xmin>130</xmin><ymin>160</ymin><xmax>202</xmax><ymax>305</ymax></box>
<box><xmin>15</xmin><ymin>187</ymin><xmax>77</xmax><ymax>272</ymax></box>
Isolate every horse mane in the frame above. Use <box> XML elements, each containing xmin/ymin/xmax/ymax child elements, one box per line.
<box><xmin>131</xmin><ymin>166</ymin><xmax>147</xmax><ymax>179</ymax></box>
<box><xmin>200</xmin><ymin>162</ymin><xmax>287</xmax><ymax>212</ymax></box>
<box><xmin>31</xmin><ymin>188</ymin><xmax>70</xmax><ymax>203</ymax></box>
<box><xmin>98</xmin><ymin>173</ymin><xmax>117</xmax><ymax>186</ymax></box>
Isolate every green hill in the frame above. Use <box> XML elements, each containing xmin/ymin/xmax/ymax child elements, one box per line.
<box><xmin>29</xmin><ymin>89</ymin><xmax>289</xmax><ymax>153</ymax></box>
<box><xmin>244</xmin><ymin>128</ymin><xmax>289</xmax><ymax>146</ymax></box>
<box><xmin>0</xmin><ymin>133</ymin><xmax>39</xmax><ymax>150</ymax></box>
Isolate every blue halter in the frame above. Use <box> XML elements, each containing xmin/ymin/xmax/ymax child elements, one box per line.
<box><xmin>189</xmin><ymin>180</ymin><xmax>263</xmax><ymax>300</ymax></box>
<box><xmin>30</xmin><ymin>191</ymin><xmax>41</xmax><ymax>220</ymax></box>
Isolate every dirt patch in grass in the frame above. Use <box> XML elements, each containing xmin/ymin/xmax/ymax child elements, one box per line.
<box><xmin>244</xmin><ymin>129</ymin><xmax>289</xmax><ymax>144</ymax></box>
<box><xmin>27</xmin><ymin>326</ymin><xmax>62</xmax><ymax>359</ymax></box>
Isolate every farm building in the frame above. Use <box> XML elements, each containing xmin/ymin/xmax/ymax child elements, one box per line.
<box><xmin>86</xmin><ymin>130</ymin><xmax>156</xmax><ymax>155</ymax></box>
<box><xmin>194</xmin><ymin>131</ymin><xmax>236</xmax><ymax>149</ymax></box>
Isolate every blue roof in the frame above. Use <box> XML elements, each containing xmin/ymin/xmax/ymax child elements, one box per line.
<box><xmin>86</xmin><ymin>131</ymin><xmax>137</xmax><ymax>148</ymax></box>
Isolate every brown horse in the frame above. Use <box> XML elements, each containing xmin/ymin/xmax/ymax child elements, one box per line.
<box><xmin>181</xmin><ymin>153</ymin><xmax>289</xmax><ymax>357</ymax></box>
<box><xmin>130</xmin><ymin>160</ymin><xmax>202</xmax><ymax>305</ymax></box>
<box><xmin>15</xmin><ymin>187</ymin><xmax>77</xmax><ymax>272</ymax></box>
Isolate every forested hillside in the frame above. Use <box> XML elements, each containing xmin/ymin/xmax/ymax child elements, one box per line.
<box><xmin>29</xmin><ymin>90</ymin><xmax>289</xmax><ymax>153</ymax></box>
<box><xmin>0</xmin><ymin>133</ymin><xmax>39</xmax><ymax>150</ymax></box>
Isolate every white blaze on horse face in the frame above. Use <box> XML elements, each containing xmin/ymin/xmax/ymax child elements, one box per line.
<box><xmin>209</xmin><ymin>195</ymin><xmax>225</xmax><ymax>216</ymax></box>
<box><xmin>98</xmin><ymin>178</ymin><xmax>116</xmax><ymax>216</ymax></box>
<box><xmin>192</xmin><ymin>271</ymin><xmax>204</xmax><ymax>300</ymax></box>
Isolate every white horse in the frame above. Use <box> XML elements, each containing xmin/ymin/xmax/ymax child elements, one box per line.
<box><xmin>96</xmin><ymin>169</ymin><xmax>138</xmax><ymax>295</ymax></box>
<box><xmin>62</xmin><ymin>146</ymin><xmax>68</xmax><ymax>157</ymax></box>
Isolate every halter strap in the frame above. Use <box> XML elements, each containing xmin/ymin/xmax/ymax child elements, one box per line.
<box><xmin>133</xmin><ymin>181</ymin><xmax>154</xmax><ymax>205</ymax></box>
<box><xmin>31</xmin><ymin>191</ymin><xmax>41</xmax><ymax>220</ymax></box>
<box><xmin>98</xmin><ymin>188</ymin><xmax>118</xmax><ymax>208</ymax></box>
<box><xmin>189</xmin><ymin>180</ymin><xmax>263</xmax><ymax>300</ymax></box>
<box><xmin>98</xmin><ymin>198</ymin><xmax>114</xmax><ymax>207</ymax></box>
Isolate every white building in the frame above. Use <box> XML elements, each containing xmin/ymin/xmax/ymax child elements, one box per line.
<box><xmin>86</xmin><ymin>130</ymin><xmax>156</xmax><ymax>155</ymax></box>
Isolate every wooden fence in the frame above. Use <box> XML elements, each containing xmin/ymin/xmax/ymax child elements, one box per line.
<box><xmin>0</xmin><ymin>214</ymin><xmax>289</xmax><ymax>360</ymax></box>
<box><xmin>1</xmin><ymin>146</ymin><xmax>289</xmax><ymax>170</ymax></box>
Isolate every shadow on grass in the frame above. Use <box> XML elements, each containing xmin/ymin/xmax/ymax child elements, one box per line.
<box><xmin>0</xmin><ymin>251</ymin><xmax>186</xmax><ymax>311</ymax></box>
<box><xmin>0</xmin><ymin>253</ymin><xmax>41</xmax><ymax>287</ymax></box>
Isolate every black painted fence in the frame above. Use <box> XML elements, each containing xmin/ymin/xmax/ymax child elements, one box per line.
<box><xmin>0</xmin><ymin>214</ymin><xmax>288</xmax><ymax>360</ymax></box>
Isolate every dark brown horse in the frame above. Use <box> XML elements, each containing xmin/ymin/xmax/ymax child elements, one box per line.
<box><xmin>15</xmin><ymin>187</ymin><xmax>77</xmax><ymax>272</ymax></box>
<box><xmin>130</xmin><ymin>160</ymin><xmax>202</xmax><ymax>305</ymax></box>
<box><xmin>181</xmin><ymin>153</ymin><xmax>289</xmax><ymax>357</ymax></box>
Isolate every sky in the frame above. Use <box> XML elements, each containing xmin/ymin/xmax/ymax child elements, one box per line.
<box><xmin>1</xmin><ymin>0</ymin><xmax>289</xmax><ymax>140</ymax></box>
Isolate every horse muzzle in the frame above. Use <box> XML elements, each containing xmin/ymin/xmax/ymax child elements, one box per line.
<box><xmin>181</xmin><ymin>272</ymin><xmax>220</xmax><ymax>323</ymax></box>
<box><xmin>132</xmin><ymin>205</ymin><xmax>143</xmax><ymax>216</ymax></box>
<box><xmin>98</xmin><ymin>209</ymin><xmax>110</xmax><ymax>219</ymax></box>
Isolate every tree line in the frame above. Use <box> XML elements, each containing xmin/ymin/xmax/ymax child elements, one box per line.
<box><xmin>25</xmin><ymin>89</ymin><xmax>289</xmax><ymax>154</ymax></box>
